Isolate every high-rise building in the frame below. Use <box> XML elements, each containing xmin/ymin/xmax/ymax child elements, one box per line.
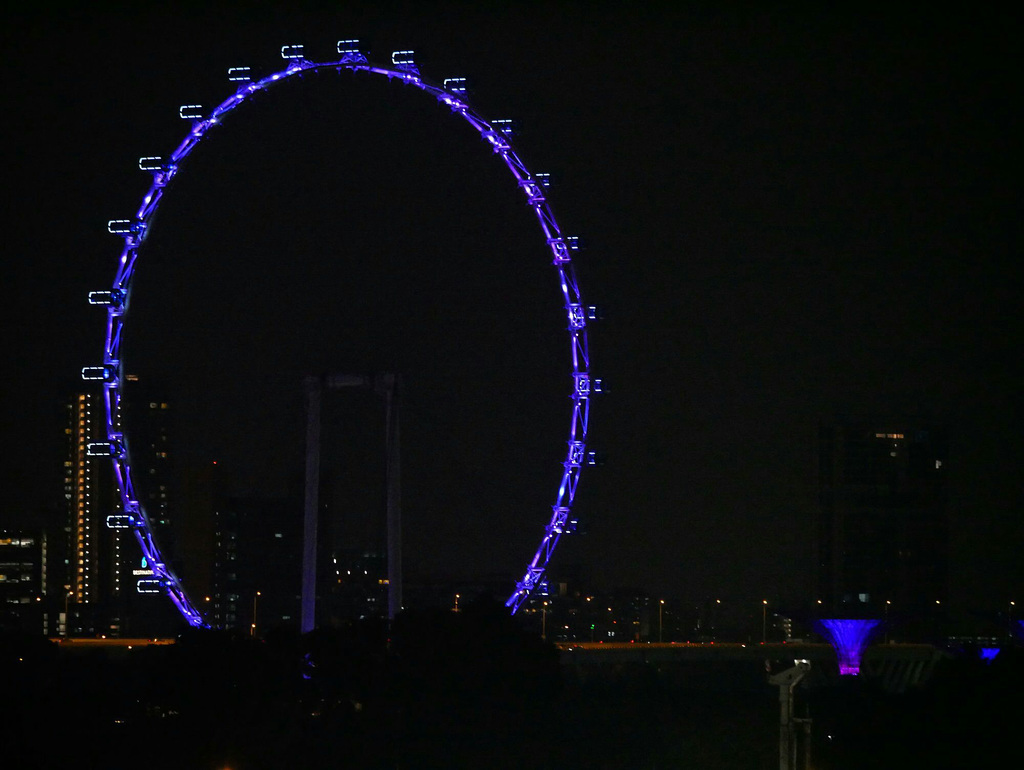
<box><xmin>209</xmin><ymin>495</ymin><xmax>301</xmax><ymax>633</ymax></box>
<box><xmin>118</xmin><ymin>378</ymin><xmax>189</xmax><ymax>636</ymax></box>
<box><xmin>62</xmin><ymin>382</ymin><xmax>191</xmax><ymax>636</ymax></box>
<box><xmin>324</xmin><ymin>548</ymin><xmax>389</xmax><ymax>624</ymax></box>
<box><xmin>818</xmin><ymin>417</ymin><xmax>949</xmax><ymax>624</ymax></box>
<box><xmin>64</xmin><ymin>393</ymin><xmax>124</xmax><ymax>635</ymax></box>
<box><xmin>177</xmin><ymin>461</ymin><xmax>219</xmax><ymax>624</ymax></box>
<box><xmin>122</xmin><ymin>379</ymin><xmax>176</xmax><ymax>552</ymax></box>
<box><xmin>0</xmin><ymin>529</ymin><xmax>51</xmax><ymax>634</ymax></box>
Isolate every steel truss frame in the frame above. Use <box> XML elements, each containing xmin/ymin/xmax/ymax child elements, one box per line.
<box><xmin>87</xmin><ymin>42</ymin><xmax>598</xmax><ymax>626</ymax></box>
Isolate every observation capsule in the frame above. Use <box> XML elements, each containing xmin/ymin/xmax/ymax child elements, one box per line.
<box><xmin>88</xmin><ymin>289</ymin><xmax>125</xmax><ymax>307</ymax></box>
<box><xmin>136</xmin><ymin>578</ymin><xmax>166</xmax><ymax>594</ymax></box>
<box><xmin>443</xmin><ymin>77</ymin><xmax>470</xmax><ymax>94</ymax></box>
<box><xmin>87</xmin><ymin>440</ymin><xmax>125</xmax><ymax>457</ymax></box>
<box><xmin>81</xmin><ymin>365</ymin><xmax>117</xmax><ymax>383</ymax></box>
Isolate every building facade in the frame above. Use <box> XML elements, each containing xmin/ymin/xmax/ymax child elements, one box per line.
<box><xmin>64</xmin><ymin>392</ymin><xmax>125</xmax><ymax>635</ymax></box>
<box><xmin>210</xmin><ymin>495</ymin><xmax>301</xmax><ymax>633</ymax></box>
<box><xmin>117</xmin><ymin>379</ymin><xmax>191</xmax><ymax>635</ymax></box>
<box><xmin>0</xmin><ymin>529</ymin><xmax>51</xmax><ymax>634</ymax></box>
<box><xmin>818</xmin><ymin>417</ymin><xmax>949</xmax><ymax>626</ymax></box>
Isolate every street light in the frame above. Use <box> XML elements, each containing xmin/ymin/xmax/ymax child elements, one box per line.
<box><xmin>542</xmin><ymin>601</ymin><xmax>548</xmax><ymax>641</ymax></box>
<box><xmin>709</xmin><ymin>598</ymin><xmax>721</xmax><ymax>640</ymax></box>
<box><xmin>63</xmin><ymin>589</ymin><xmax>72</xmax><ymax>638</ymax></box>
<box><xmin>762</xmin><ymin>600</ymin><xmax>768</xmax><ymax>644</ymax></box>
<box><xmin>251</xmin><ymin>590</ymin><xmax>261</xmax><ymax>637</ymax></box>
<box><xmin>659</xmin><ymin>599</ymin><xmax>665</xmax><ymax>643</ymax></box>
<box><xmin>453</xmin><ymin>593</ymin><xmax>460</xmax><ymax>613</ymax></box>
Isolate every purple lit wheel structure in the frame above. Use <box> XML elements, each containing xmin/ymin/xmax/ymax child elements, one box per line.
<box><xmin>86</xmin><ymin>43</ymin><xmax>598</xmax><ymax>627</ymax></box>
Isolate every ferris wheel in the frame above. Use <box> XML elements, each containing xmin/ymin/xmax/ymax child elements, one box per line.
<box><xmin>83</xmin><ymin>41</ymin><xmax>601</xmax><ymax>626</ymax></box>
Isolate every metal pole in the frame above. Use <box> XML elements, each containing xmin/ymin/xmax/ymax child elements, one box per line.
<box><xmin>300</xmin><ymin>376</ymin><xmax>322</xmax><ymax>635</ymax></box>
<box><xmin>802</xmin><ymin>718</ymin><xmax>812</xmax><ymax>770</ymax></box>
<box><xmin>383</xmin><ymin>374</ymin><xmax>402</xmax><ymax>621</ymax></box>
<box><xmin>779</xmin><ymin>681</ymin><xmax>791</xmax><ymax>770</ymax></box>
<box><xmin>769</xmin><ymin>662</ymin><xmax>809</xmax><ymax>770</ymax></box>
<box><xmin>251</xmin><ymin>590</ymin><xmax>260</xmax><ymax>637</ymax></box>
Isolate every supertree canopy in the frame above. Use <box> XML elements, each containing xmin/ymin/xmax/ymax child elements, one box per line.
<box><xmin>817</xmin><ymin>618</ymin><xmax>880</xmax><ymax>676</ymax></box>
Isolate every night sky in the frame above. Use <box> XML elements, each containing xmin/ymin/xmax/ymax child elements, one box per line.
<box><xmin>2</xmin><ymin>4</ymin><xmax>1019</xmax><ymax>615</ymax></box>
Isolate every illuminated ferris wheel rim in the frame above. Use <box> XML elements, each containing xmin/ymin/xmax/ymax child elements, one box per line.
<box><xmin>84</xmin><ymin>41</ymin><xmax>600</xmax><ymax>626</ymax></box>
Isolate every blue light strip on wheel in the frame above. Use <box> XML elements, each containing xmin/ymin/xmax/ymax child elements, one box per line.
<box><xmin>90</xmin><ymin>41</ymin><xmax>598</xmax><ymax>626</ymax></box>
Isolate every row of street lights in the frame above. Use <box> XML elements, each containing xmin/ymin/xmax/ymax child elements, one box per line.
<box><xmin>659</xmin><ymin>597</ymin><xmax>763</xmax><ymax>643</ymax></box>
<box><xmin>239</xmin><ymin>592</ymin><xmax>1020</xmax><ymax>645</ymax></box>
<box><xmin>478</xmin><ymin>594</ymin><xmax>1020</xmax><ymax>644</ymax></box>
<box><xmin>655</xmin><ymin>597</ymin><xmax>766</xmax><ymax>643</ymax></box>
<box><xmin>263</xmin><ymin>593</ymin><xmax>1016</xmax><ymax>642</ymax></box>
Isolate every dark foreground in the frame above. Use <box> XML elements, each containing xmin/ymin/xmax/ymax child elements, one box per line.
<box><xmin>2</xmin><ymin>602</ymin><xmax>1020</xmax><ymax>769</ymax></box>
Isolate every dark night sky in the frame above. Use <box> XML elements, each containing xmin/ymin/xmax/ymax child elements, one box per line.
<box><xmin>2</xmin><ymin>3</ymin><xmax>1020</xmax><ymax>614</ymax></box>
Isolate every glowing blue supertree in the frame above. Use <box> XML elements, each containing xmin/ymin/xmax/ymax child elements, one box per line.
<box><xmin>817</xmin><ymin>619</ymin><xmax>880</xmax><ymax>676</ymax></box>
<box><xmin>979</xmin><ymin>647</ymin><xmax>1001</xmax><ymax>663</ymax></box>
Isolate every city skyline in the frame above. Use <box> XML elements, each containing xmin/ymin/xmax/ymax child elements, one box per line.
<box><xmin>1</xmin><ymin>6</ymin><xmax>1019</xmax><ymax>623</ymax></box>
